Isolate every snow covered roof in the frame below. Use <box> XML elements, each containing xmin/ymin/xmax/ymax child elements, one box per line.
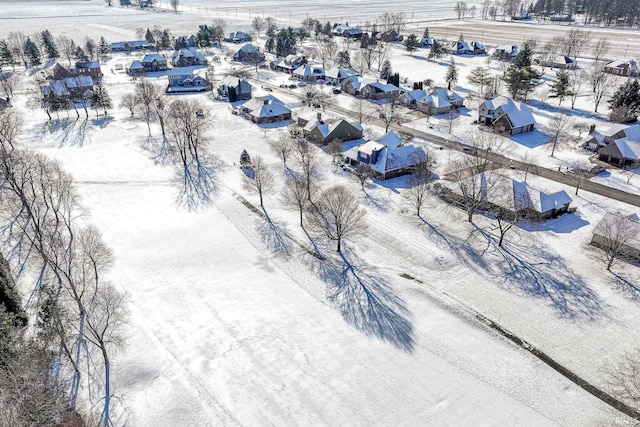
<box><xmin>128</xmin><ymin>60</ymin><xmax>145</xmax><ymax>70</ymax></box>
<box><xmin>366</xmin><ymin>82</ymin><xmax>400</xmax><ymax>93</ymax></box>
<box><xmin>482</xmin><ymin>96</ymin><xmax>515</xmax><ymax>111</ymax></box>
<box><xmin>293</xmin><ymin>65</ymin><xmax>325</xmax><ymax>77</ymax></box>
<box><xmin>111</xmin><ymin>40</ymin><xmax>149</xmax><ymax>49</ymax></box>
<box><xmin>325</xmin><ymin>67</ymin><xmax>354</xmax><ymax>80</ymax></box>
<box><xmin>172</xmin><ymin>47</ymin><xmax>206</xmax><ymax>62</ymax></box>
<box><xmin>76</xmin><ymin>61</ymin><xmax>101</xmax><ymax>69</ymax></box>
<box><xmin>512</xmin><ymin>180</ymin><xmax>572</xmax><ymax>214</ymax></box>
<box><xmin>236</xmin><ymin>43</ymin><xmax>260</xmax><ymax>54</ymax></box>
<box><xmin>494</xmin><ymin>98</ymin><xmax>535</xmax><ymax>128</ymax></box>
<box><xmin>605</xmin><ymin>59</ymin><xmax>639</xmax><ymax>73</ymax></box>
<box><xmin>249</xmin><ymin>102</ymin><xmax>292</xmax><ymax>119</ymax></box>
<box><xmin>142</xmin><ymin>53</ymin><xmax>166</xmax><ymax>63</ymax></box>
<box><xmin>493</xmin><ymin>45</ymin><xmax>519</xmax><ymax>57</ymax></box>
<box><xmin>404</xmin><ymin>89</ymin><xmax>428</xmax><ymax>102</ymax></box>
<box><xmin>341</xmin><ymin>75</ymin><xmax>374</xmax><ymax>90</ymax></box>
<box><xmin>298</xmin><ymin>108</ymin><xmax>320</xmax><ymax>123</ymax></box>
<box><xmin>614</xmin><ymin>139</ymin><xmax>640</xmax><ymax>161</ymax></box>
<box><xmin>376</xmin><ymin>130</ymin><xmax>403</xmax><ymax>149</ymax></box>
<box><xmin>167</xmin><ymin>68</ymin><xmax>194</xmax><ymax>77</ymax></box>
<box><xmin>220</xmin><ymin>75</ymin><xmax>252</xmax><ymax>92</ymax></box>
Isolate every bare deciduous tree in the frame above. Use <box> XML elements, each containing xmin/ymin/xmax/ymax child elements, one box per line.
<box><xmin>170</xmin><ymin>0</ymin><xmax>179</xmax><ymax>12</ymax></box>
<box><xmin>587</xmin><ymin>64</ymin><xmax>615</xmax><ymax>113</ymax></box>
<box><xmin>167</xmin><ymin>98</ymin><xmax>211</xmax><ymax>168</ymax></box>
<box><xmin>593</xmin><ymin>213</ymin><xmax>639</xmax><ymax>270</ymax></box>
<box><xmin>374</xmin><ymin>95</ymin><xmax>402</xmax><ymax>132</ymax></box>
<box><xmin>567</xmin><ymin>159</ymin><xmax>592</xmax><ymax>195</ymax></box>
<box><xmin>353</xmin><ymin>163</ymin><xmax>372</xmax><ymax>190</ymax></box>
<box><xmin>591</xmin><ymin>37</ymin><xmax>610</xmax><ymax>65</ymax></box>
<box><xmin>327</xmin><ymin>139</ymin><xmax>343</xmax><ymax>165</ymax></box>
<box><xmin>0</xmin><ymin>73</ymin><xmax>17</xmax><ymax>100</ymax></box>
<box><xmin>295</xmin><ymin>140</ymin><xmax>319</xmax><ymax>200</ymax></box>
<box><xmin>56</xmin><ymin>36</ymin><xmax>76</xmax><ymax>66</ymax></box>
<box><xmin>309</xmin><ymin>185</ymin><xmax>367</xmax><ymax>252</ymax></box>
<box><xmin>134</xmin><ymin>79</ymin><xmax>161</xmax><ymax>137</ymax></box>
<box><xmin>271</xmin><ymin>133</ymin><xmax>294</xmax><ymax>169</ymax></box>
<box><xmin>562</xmin><ymin>29</ymin><xmax>592</xmax><ymax>61</ymax></box>
<box><xmin>351</xmin><ymin>98</ymin><xmax>369</xmax><ymax>124</ymax></box>
<box><xmin>119</xmin><ymin>92</ymin><xmax>138</xmax><ymax>116</ymax></box>
<box><xmin>547</xmin><ymin>114</ymin><xmax>574</xmax><ymax>157</ymax></box>
<box><xmin>281</xmin><ymin>173</ymin><xmax>311</xmax><ymax>226</ymax></box>
<box><xmin>251</xmin><ymin>17</ymin><xmax>266</xmax><ymax>37</ymax></box>
<box><xmin>243</xmin><ymin>155</ymin><xmax>274</xmax><ymax>207</ymax></box>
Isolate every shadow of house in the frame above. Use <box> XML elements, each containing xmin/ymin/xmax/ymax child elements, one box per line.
<box><xmin>343</xmin><ymin>130</ymin><xmax>427</xmax><ymax>180</ymax></box>
<box><xmin>166</xmin><ymin>69</ymin><xmax>210</xmax><ymax>94</ymax></box>
<box><xmin>217</xmin><ymin>76</ymin><xmax>252</xmax><ymax>101</ymax></box>
<box><xmin>297</xmin><ymin>108</ymin><xmax>364</xmax><ymax>144</ymax></box>
<box><xmin>171</xmin><ymin>47</ymin><xmax>208</xmax><ymax>67</ymax></box>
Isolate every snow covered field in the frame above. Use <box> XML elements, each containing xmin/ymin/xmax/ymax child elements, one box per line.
<box><xmin>4</xmin><ymin>1</ymin><xmax>640</xmax><ymax>425</ymax></box>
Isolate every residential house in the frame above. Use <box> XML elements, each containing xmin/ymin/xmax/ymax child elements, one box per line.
<box><xmin>324</xmin><ymin>67</ymin><xmax>356</xmax><ymax>84</ymax></box>
<box><xmin>479</xmin><ymin>96</ymin><xmax>535</xmax><ymax>134</ymax></box>
<box><xmin>585</xmin><ymin>123</ymin><xmax>640</xmax><ymax>151</ymax></box>
<box><xmin>492</xmin><ymin>45</ymin><xmax>520</xmax><ymax>60</ymax></box>
<box><xmin>171</xmin><ymin>47</ymin><xmax>208</xmax><ymax>67</ymax></box>
<box><xmin>217</xmin><ymin>75</ymin><xmax>252</xmax><ymax>101</ymax></box>
<box><xmin>341</xmin><ymin>75</ymin><xmax>375</xmax><ymax>96</ymax></box>
<box><xmin>166</xmin><ymin>69</ymin><xmax>210</xmax><ymax>93</ymax></box>
<box><xmin>604</xmin><ymin>59</ymin><xmax>640</xmax><ymax>77</ymax></box>
<box><xmin>175</xmin><ymin>35</ymin><xmax>197</xmax><ymax>48</ymax></box>
<box><xmin>332</xmin><ymin>24</ymin><xmax>363</xmax><ymax>39</ymax></box>
<box><xmin>41</xmin><ymin>76</ymin><xmax>94</xmax><ymax>103</ymax></box>
<box><xmin>598</xmin><ymin>139</ymin><xmax>640</xmax><ymax>168</ymax></box>
<box><xmin>420</xmin><ymin>36</ymin><xmax>436</xmax><ymax>48</ymax></box>
<box><xmin>361</xmin><ymin>82</ymin><xmax>402</xmax><ymax>100</ymax></box>
<box><xmin>533</xmin><ymin>54</ymin><xmax>577</xmax><ymax>69</ymax></box>
<box><xmin>511</xmin><ymin>179</ymin><xmax>572</xmax><ymax>220</ymax></box>
<box><xmin>270</xmin><ymin>55</ymin><xmax>306</xmax><ymax>73</ymax></box>
<box><xmin>377</xmin><ymin>30</ymin><xmax>403</xmax><ymax>42</ymax></box>
<box><xmin>343</xmin><ymin>131</ymin><xmax>426</xmax><ymax>179</ymax></box>
<box><xmin>293</xmin><ymin>65</ymin><xmax>325</xmax><ymax>82</ymax></box>
<box><xmin>591</xmin><ymin>213</ymin><xmax>640</xmax><ymax>261</ymax></box>
<box><xmin>511</xmin><ymin>10</ymin><xmax>530</xmax><ymax>20</ymax></box>
<box><xmin>110</xmin><ymin>40</ymin><xmax>150</xmax><ymax>52</ymax></box>
<box><xmin>447</xmin><ymin>39</ymin><xmax>485</xmax><ymax>55</ymax></box>
<box><xmin>297</xmin><ymin>109</ymin><xmax>363</xmax><ymax>144</ymax></box>
<box><xmin>403</xmin><ymin>88</ymin><xmax>464</xmax><ymax>115</ymax></box>
<box><xmin>233</xmin><ymin>44</ymin><xmax>265</xmax><ymax>63</ymax></box>
<box><xmin>127</xmin><ymin>60</ymin><xmax>146</xmax><ymax>76</ymax></box>
<box><xmin>226</xmin><ymin>31</ymin><xmax>251</xmax><ymax>43</ymax></box>
<box><xmin>75</xmin><ymin>61</ymin><xmax>103</xmax><ymax>80</ymax></box>
<box><xmin>141</xmin><ymin>53</ymin><xmax>168</xmax><ymax>72</ymax></box>
<box><xmin>234</xmin><ymin>96</ymin><xmax>292</xmax><ymax>124</ymax></box>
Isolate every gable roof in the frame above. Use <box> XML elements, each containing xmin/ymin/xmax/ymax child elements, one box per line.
<box><xmin>512</xmin><ymin>179</ymin><xmax>572</xmax><ymax>214</ymax></box>
<box><xmin>593</xmin><ymin>213</ymin><xmax>640</xmax><ymax>249</ymax></box>
<box><xmin>614</xmin><ymin>139</ymin><xmax>640</xmax><ymax>160</ymax></box>
<box><xmin>142</xmin><ymin>53</ymin><xmax>166</xmax><ymax>63</ymax></box>
<box><xmin>220</xmin><ymin>75</ymin><xmax>252</xmax><ymax>93</ymax></box>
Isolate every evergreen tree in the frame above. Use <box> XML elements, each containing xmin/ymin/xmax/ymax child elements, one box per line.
<box><xmin>160</xmin><ymin>30</ymin><xmax>171</xmax><ymax>50</ymax></box>
<box><xmin>608</xmin><ymin>80</ymin><xmax>640</xmax><ymax>123</ymax></box>
<box><xmin>387</xmin><ymin>72</ymin><xmax>400</xmax><ymax>87</ymax></box>
<box><xmin>428</xmin><ymin>39</ymin><xmax>443</xmax><ymax>60</ymax></box>
<box><xmin>23</xmin><ymin>37</ymin><xmax>41</xmax><ymax>67</ymax></box>
<box><xmin>98</xmin><ymin>36</ymin><xmax>110</xmax><ymax>57</ymax></box>
<box><xmin>336</xmin><ymin>50</ymin><xmax>350</xmax><ymax>67</ymax></box>
<box><xmin>85</xmin><ymin>38</ymin><xmax>96</xmax><ymax>60</ymax></box>
<box><xmin>513</xmin><ymin>42</ymin><xmax>533</xmax><ymax>68</ymax></box>
<box><xmin>40</xmin><ymin>30</ymin><xmax>58</xmax><ymax>60</ymax></box>
<box><xmin>196</xmin><ymin>25</ymin><xmax>211</xmax><ymax>47</ymax></box>
<box><xmin>240</xmin><ymin>149</ymin><xmax>251</xmax><ymax>167</ymax></box>
<box><xmin>91</xmin><ymin>83</ymin><xmax>112</xmax><ymax>117</ymax></box>
<box><xmin>145</xmin><ymin>28</ymin><xmax>155</xmax><ymax>46</ymax></box>
<box><xmin>380</xmin><ymin>59</ymin><xmax>393</xmax><ymax>80</ymax></box>
<box><xmin>275</xmin><ymin>28</ymin><xmax>294</xmax><ymax>57</ymax></box>
<box><xmin>0</xmin><ymin>40</ymin><xmax>15</xmax><ymax>69</ymax></box>
<box><xmin>74</xmin><ymin>45</ymin><xmax>88</xmax><ymax>62</ymax></box>
<box><xmin>445</xmin><ymin>58</ymin><xmax>458</xmax><ymax>90</ymax></box>
<box><xmin>502</xmin><ymin>64</ymin><xmax>541</xmax><ymax>100</ymax></box>
<box><xmin>265</xmin><ymin>37</ymin><xmax>275</xmax><ymax>52</ymax></box>
<box><xmin>403</xmin><ymin>33</ymin><xmax>420</xmax><ymax>55</ymax></box>
<box><xmin>322</xmin><ymin>21</ymin><xmax>332</xmax><ymax>36</ymax></box>
<box><xmin>467</xmin><ymin>66</ymin><xmax>492</xmax><ymax>95</ymax></box>
<box><xmin>423</xmin><ymin>27</ymin><xmax>430</xmax><ymax>39</ymax></box>
<box><xmin>551</xmin><ymin>70</ymin><xmax>571</xmax><ymax>105</ymax></box>
<box><xmin>0</xmin><ymin>252</ymin><xmax>26</xmax><ymax>327</ymax></box>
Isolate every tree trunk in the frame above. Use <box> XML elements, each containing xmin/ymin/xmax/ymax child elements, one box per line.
<box><xmin>299</xmin><ymin>210</ymin><xmax>303</xmax><ymax>226</ymax></box>
<box><xmin>336</xmin><ymin>238</ymin><xmax>341</xmax><ymax>252</ymax></box>
<box><xmin>468</xmin><ymin>210</ymin><xmax>473</xmax><ymax>222</ymax></box>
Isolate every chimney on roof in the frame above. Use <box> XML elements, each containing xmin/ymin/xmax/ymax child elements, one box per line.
<box><xmin>263</xmin><ymin>99</ymin><xmax>269</xmax><ymax>105</ymax></box>
<box><xmin>589</xmin><ymin>124</ymin><xmax>596</xmax><ymax>134</ymax></box>
<box><xmin>317</xmin><ymin>111</ymin><xmax>322</xmax><ymax>120</ymax></box>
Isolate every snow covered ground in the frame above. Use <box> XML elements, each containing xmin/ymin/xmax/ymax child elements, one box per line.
<box><xmin>4</xmin><ymin>1</ymin><xmax>640</xmax><ymax>425</ymax></box>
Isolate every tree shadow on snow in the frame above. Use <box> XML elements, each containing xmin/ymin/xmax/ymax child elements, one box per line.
<box><xmin>309</xmin><ymin>246</ymin><xmax>415</xmax><ymax>353</ymax></box>
<box><xmin>475</xmin><ymin>225</ymin><xmax>606</xmax><ymax>321</ymax></box>
<box><xmin>256</xmin><ymin>208</ymin><xmax>293</xmax><ymax>258</ymax></box>
<box><xmin>139</xmin><ymin>135</ymin><xmax>174</xmax><ymax>166</ymax></box>
<box><xmin>174</xmin><ymin>155</ymin><xmax>221</xmax><ymax>211</ymax></box>
<box><xmin>610</xmin><ymin>271</ymin><xmax>640</xmax><ymax>302</ymax></box>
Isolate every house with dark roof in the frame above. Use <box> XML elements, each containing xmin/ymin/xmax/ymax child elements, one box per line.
<box><xmin>297</xmin><ymin>109</ymin><xmax>363</xmax><ymax>144</ymax></box>
<box><xmin>598</xmin><ymin>139</ymin><xmax>640</xmax><ymax>168</ymax></box>
<box><xmin>447</xmin><ymin>39</ymin><xmax>485</xmax><ymax>55</ymax></box>
<box><xmin>270</xmin><ymin>55</ymin><xmax>306</xmax><ymax>73</ymax></box>
<box><xmin>171</xmin><ymin>48</ymin><xmax>207</xmax><ymax>67</ymax></box>
<box><xmin>217</xmin><ymin>76</ymin><xmax>252</xmax><ymax>101</ymax></box>
<box><xmin>533</xmin><ymin>54</ymin><xmax>577</xmax><ymax>69</ymax></box>
<box><xmin>141</xmin><ymin>53</ymin><xmax>168</xmax><ymax>72</ymax></box>
<box><xmin>127</xmin><ymin>60</ymin><xmax>146</xmax><ymax>76</ymax></box>
<box><xmin>343</xmin><ymin>131</ymin><xmax>426</xmax><ymax>179</ymax></box>
<box><xmin>492</xmin><ymin>45</ymin><xmax>520</xmax><ymax>60</ymax></box>
<box><xmin>332</xmin><ymin>25</ymin><xmax>363</xmax><ymax>39</ymax></box>
<box><xmin>341</xmin><ymin>75</ymin><xmax>375</xmax><ymax>96</ymax></box>
<box><xmin>233</xmin><ymin>44</ymin><xmax>265</xmax><ymax>64</ymax></box>
<box><xmin>226</xmin><ymin>31</ymin><xmax>251</xmax><ymax>43</ymax></box>
<box><xmin>166</xmin><ymin>69</ymin><xmax>210</xmax><ymax>93</ymax></box>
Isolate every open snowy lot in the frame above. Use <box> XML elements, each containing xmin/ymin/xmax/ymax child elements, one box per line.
<box><xmin>4</xmin><ymin>1</ymin><xmax>640</xmax><ymax>425</ymax></box>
